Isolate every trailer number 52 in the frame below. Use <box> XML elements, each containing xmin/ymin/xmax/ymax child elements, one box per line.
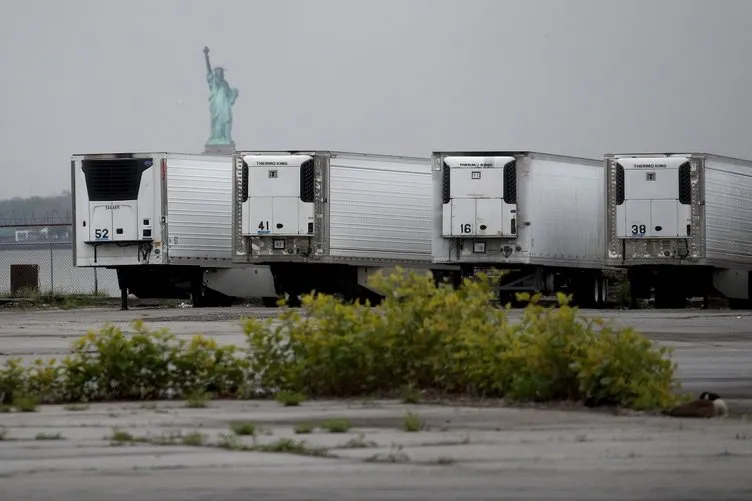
<box><xmin>94</xmin><ymin>229</ymin><xmax>109</xmax><ymax>239</ymax></box>
<box><xmin>631</xmin><ymin>224</ymin><xmax>646</xmax><ymax>235</ymax></box>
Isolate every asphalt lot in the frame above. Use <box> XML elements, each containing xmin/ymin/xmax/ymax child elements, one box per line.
<box><xmin>1</xmin><ymin>306</ymin><xmax>752</xmax><ymax>500</ymax></box>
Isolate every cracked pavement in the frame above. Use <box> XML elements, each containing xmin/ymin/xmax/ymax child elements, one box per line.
<box><xmin>1</xmin><ymin>306</ymin><xmax>752</xmax><ymax>499</ymax></box>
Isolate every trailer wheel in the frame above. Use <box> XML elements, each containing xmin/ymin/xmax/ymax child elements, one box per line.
<box><xmin>592</xmin><ymin>274</ymin><xmax>609</xmax><ymax>309</ymax></box>
<box><xmin>599</xmin><ymin>277</ymin><xmax>609</xmax><ymax>308</ymax></box>
<box><xmin>573</xmin><ymin>272</ymin><xmax>604</xmax><ymax>309</ymax></box>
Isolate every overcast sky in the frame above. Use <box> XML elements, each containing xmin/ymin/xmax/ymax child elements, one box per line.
<box><xmin>1</xmin><ymin>0</ymin><xmax>750</xmax><ymax>200</ymax></box>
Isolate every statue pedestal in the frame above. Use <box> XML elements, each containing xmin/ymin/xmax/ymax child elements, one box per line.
<box><xmin>203</xmin><ymin>142</ymin><xmax>236</xmax><ymax>156</ymax></box>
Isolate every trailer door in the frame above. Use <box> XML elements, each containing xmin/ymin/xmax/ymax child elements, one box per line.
<box><xmin>242</xmin><ymin>155</ymin><xmax>315</xmax><ymax>237</ymax></box>
<box><xmin>615</xmin><ymin>156</ymin><xmax>691</xmax><ymax>238</ymax></box>
<box><xmin>441</xmin><ymin>156</ymin><xmax>517</xmax><ymax>237</ymax></box>
<box><xmin>81</xmin><ymin>158</ymin><xmax>154</xmax><ymax>243</ymax></box>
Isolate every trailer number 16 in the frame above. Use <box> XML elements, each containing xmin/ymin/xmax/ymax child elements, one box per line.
<box><xmin>631</xmin><ymin>224</ymin><xmax>646</xmax><ymax>235</ymax></box>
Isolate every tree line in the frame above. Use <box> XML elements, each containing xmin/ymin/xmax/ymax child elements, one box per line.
<box><xmin>0</xmin><ymin>191</ymin><xmax>72</xmax><ymax>226</ymax></box>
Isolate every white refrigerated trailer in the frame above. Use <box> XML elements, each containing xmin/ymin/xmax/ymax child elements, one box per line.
<box><xmin>605</xmin><ymin>152</ymin><xmax>752</xmax><ymax>308</ymax></box>
<box><xmin>232</xmin><ymin>150</ymin><xmax>461</xmax><ymax>305</ymax></box>
<box><xmin>71</xmin><ymin>152</ymin><xmax>276</xmax><ymax>309</ymax></box>
<box><xmin>432</xmin><ymin>151</ymin><xmax>609</xmax><ymax>307</ymax></box>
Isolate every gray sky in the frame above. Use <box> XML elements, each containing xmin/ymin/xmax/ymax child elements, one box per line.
<box><xmin>1</xmin><ymin>0</ymin><xmax>751</xmax><ymax>200</ymax></box>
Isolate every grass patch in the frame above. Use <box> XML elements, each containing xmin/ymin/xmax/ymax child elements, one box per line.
<box><xmin>365</xmin><ymin>444</ymin><xmax>410</xmax><ymax>463</ymax></box>
<box><xmin>181</xmin><ymin>431</ymin><xmax>206</xmax><ymax>446</ymax></box>
<box><xmin>108</xmin><ymin>428</ymin><xmax>135</xmax><ymax>443</ymax></box>
<box><xmin>184</xmin><ymin>389</ymin><xmax>209</xmax><ymax>408</ymax></box>
<box><xmin>255</xmin><ymin>438</ymin><xmax>330</xmax><ymax>457</ymax></box>
<box><xmin>149</xmin><ymin>431</ymin><xmax>184</xmax><ymax>446</ymax></box>
<box><xmin>215</xmin><ymin>433</ymin><xmax>329</xmax><ymax>457</ymax></box>
<box><xmin>230</xmin><ymin>421</ymin><xmax>257</xmax><ymax>436</ymax></box>
<box><xmin>1</xmin><ymin>289</ymin><xmax>109</xmax><ymax>310</ymax></box>
<box><xmin>320</xmin><ymin>418</ymin><xmax>352</xmax><ymax>433</ymax></box>
<box><xmin>58</xmin><ymin>295</ymin><xmax>104</xmax><ymax>310</ymax></box>
<box><xmin>35</xmin><ymin>432</ymin><xmax>64</xmax><ymax>440</ymax></box>
<box><xmin>217</xmin><ymin>432</ymin><xmax>248</xmax><ymax>451</ymax></box>
<box><xmin>275</xmin><ymin>391</ymin><xmax>305</xmax><ymax>407</ymax></box>
<box><xmin>13</xmin><ymin>394</ymin><xmax>39</xmax><ymax>412</ymax></box>
<box><xmin>107</xmin><ymin>428</ymin><xmax>148</xmax><ymax>446</ymax></box>
<box><xmin>0</xmin><ymin>405</ymin><xmax>12</xmax><ymax>413</ymax></box>
<box><xmin>339</xmin><ymin>432</ymin><xmax>378</xmax><ymax>449</ymax></box>
<box><xmin>403</xmin><ymin>411</ymin><xmax>426</xmax><ymax>432</ymax></box>
<box><xmin>0</xmin><ymin>427</ymin><xmax>6</xmax><ymax>440</ymax></box>
<box><xmin>400</xmin><ymin>385</ymin><xmax>421</xmax><ymax>404</ymax></box>
<box><xmin>148</xmin><ymin>430</ymin><xmax>206</xmax><ymax>447</ymax></box>
<box><xmin>293</xmin><ymin>423</ymin><xmax>315</xmax><ymax>434</ymax></box>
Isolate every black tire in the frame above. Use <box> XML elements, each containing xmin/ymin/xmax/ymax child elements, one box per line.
<box><xmin>573</xmin><ymin>272</ymin><xmax>603</xmax><ymax>309</ymax></box>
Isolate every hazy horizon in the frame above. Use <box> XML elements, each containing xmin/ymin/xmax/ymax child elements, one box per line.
<box><xmin>2</xmin><ymin>0</ymin><xmax>751</xmax><ymax>200</ymax></box>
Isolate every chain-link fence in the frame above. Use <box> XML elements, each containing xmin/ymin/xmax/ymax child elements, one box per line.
<box><xmin>0</xmin><ymin>223</ymin><xmax>119</xmax><ymax>297</ymax></box>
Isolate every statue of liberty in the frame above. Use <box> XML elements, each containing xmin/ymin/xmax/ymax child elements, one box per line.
<box><xmin>203</xmin><ymin>46</ymin><xmax>239</xmax><ymax>147</ymax></box>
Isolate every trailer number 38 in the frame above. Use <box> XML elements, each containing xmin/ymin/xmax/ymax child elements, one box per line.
<box><xmin>631</xmin><ymin>224</ymin><xmax>646</xmax><ymax>235</ymax></box>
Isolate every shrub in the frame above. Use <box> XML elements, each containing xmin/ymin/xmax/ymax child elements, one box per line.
<box><xmin>0</xmin><ymin>320</ymin><xmax>254</xmax><ymax>405</ymax></box>
<box><xmin>293</xmin><ymin>423</ymin><xmax>314</xmax><ymax>434</ymax></box>
<box><xmin>399</xmin><ymin>385</ymin><xmax>421</xmax><ymax>404</ymax></box>
<box><xmin>0</xmin><ymin>358</ymin><xmax>26</xmax><ymax>404</ymax></box>
<box><xmin>185</xmin><ymin>389</ymin><xmax>209</xmax><ymax>408</ymax></box>
<box><xmin>320</xmin><ymin>418</ymin><xmax>352</xmax><ymax>433</ymax></box>
<box><xmin>403</xmin><ymin>411</ymin><xmax>425</xmax><ymax>432</ymax></box>
<box><xmin>275</xmin><ymin>391</ymin><xmax>305</xmax><ymax>406</ymax></box>
<box><xmin>230</xmin><ymin>422</ymin><xmax>257</xmax><ymax>436</ymax></box>
<box><xmin>58</xmin><ymin>321</ymin><xmax>252</xmax><ymax>402</ymax></box>
<box><xmin>0</xmin><ymin>267</ymin><xmax>683</xmax><ymax>412</ymax></box>
<box><xmin>243</xmin><ymin>268</ymin><xmax>683</xmax><ymax>410</ymax></box>
<box><xmin>12</xmin><ymin>394</ymin><xmax>39</xmax><ymax>412</ymax></box>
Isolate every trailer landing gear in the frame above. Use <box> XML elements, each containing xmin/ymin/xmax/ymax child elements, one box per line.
<box><xmin>120</xmin><ymin>286</ymin><xmax>129</xmax><ymax>311</ymax></box>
